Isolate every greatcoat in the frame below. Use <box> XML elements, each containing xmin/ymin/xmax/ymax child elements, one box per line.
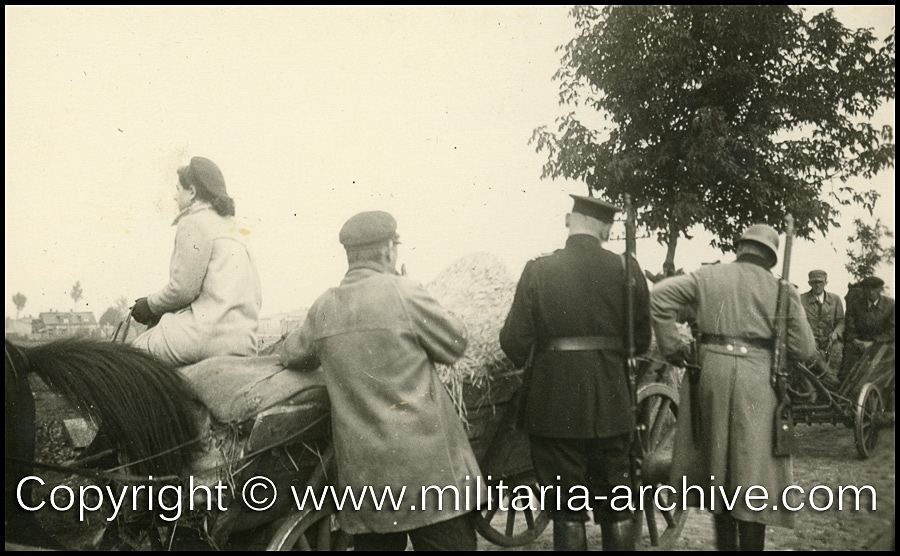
<box><xmin>132</xmin><ymin>202</ymin><xmax>262</xmax><ymax>366</ymax></box>
<box><xmin>652</xmin><ymin>258</ymin><xmax>816</xmax><ymax>528</ymax></box>
<box><xmin>280</xmin><ymin>261</ymin><xmax>483</xmax><ymax>535</ymax></box>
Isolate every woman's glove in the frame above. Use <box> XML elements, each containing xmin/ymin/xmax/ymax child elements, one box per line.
<box><xmin>132</xmin><ymin>297</ymin><xmax>157</xmax><ymax>325</ymax></box>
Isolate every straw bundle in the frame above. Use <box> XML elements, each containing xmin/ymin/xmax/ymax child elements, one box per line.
<box><xmin>427</xmin><ymin>252</ymin><xmax>519</xmax><ymax>421</ymax></box>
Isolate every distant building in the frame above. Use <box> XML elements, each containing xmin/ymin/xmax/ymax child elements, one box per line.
<box><xmin>33</xmin><ymin>310</ymin><xmax>100</xmax><ymax>339</ymax></box>
<box><xmin>4</xmin><ymin>316</ymin><xmax>34</xmax><ymax>339</ymax></box>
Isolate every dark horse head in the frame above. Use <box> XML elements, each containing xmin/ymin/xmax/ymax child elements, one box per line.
<box><xmin>5</xmin><ymin>338</ymin><xmax>201</xmax><ymax>548</ymax></box>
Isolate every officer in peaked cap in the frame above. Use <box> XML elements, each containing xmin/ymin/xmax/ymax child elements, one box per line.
<box><xmin>500</xmin><ymin>192</ymin><xmax>651</xmax><ymax>550</ymax></box>
<box><xmin>569</xmin><ymin>194</ymin><xmax>621</xmax><ymax>223</ymax></box>
<box><xmin>651</xmin><ymin>223</ymin><xmax>816</xmax><ymax>549</ymax></box>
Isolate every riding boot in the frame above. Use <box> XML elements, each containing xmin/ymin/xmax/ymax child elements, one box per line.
<box><xmin>713</xmin><ymin>513</ymin><xmax>739</xmax><ymax>551</ymax></box>
<box><xmin>552</xmin><ymin>520</ymin><xmax>587</xmax><ymax>551</ymax></box>
<box><xmin>600</xmin><ymin>519</ymin><xmax>635</xmax><ymax>551</ymax></box>
<box><xmin>737</xmin><ymin>520</ymin><xmax>766</xmax><ymax>551</ymax></box>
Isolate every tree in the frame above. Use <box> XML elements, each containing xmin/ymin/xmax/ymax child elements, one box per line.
<box><xmin>12</xmin><ymin>292</ymin><xmax>27</xmax><ymax>319</ymax></box>
<box><xmin>845</xmin><ymin>218</ymin><xmax>895</xmax><ymax>282</ymax></box>
<box><xmin>532</xmin><ymin>6</ymin><xmax>895</xmax><ymax>273</ymax></box>
<box><xmin>70</xmin><ymin>281</ymin><xmax>83</xmax><ymax>306</ymax></box>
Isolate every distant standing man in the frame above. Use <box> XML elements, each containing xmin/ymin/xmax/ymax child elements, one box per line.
<box><xmin>500</xmin><ymin>195</ymin><xmax>652</xmax><ymax>551</ymax></box>
<box><xmin>280</xmin><ymin>211</ymin><xmax>482</xmax><ymax>551</ymax></box>
<box><xmin>651</xmin><ymin>224</ymin><xmax>816</xmax><ymax>551</ymax></box>
<box><xmin>800</xmin><ymin>270</ymin><xmax>844</xmax><ymax>380</ymax></box>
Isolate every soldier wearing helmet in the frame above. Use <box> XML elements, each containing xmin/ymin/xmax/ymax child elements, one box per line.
<box><xmin>651</xmin><ymin>223</ymin><xmax>816</xmax><ymax>551</ymax></box>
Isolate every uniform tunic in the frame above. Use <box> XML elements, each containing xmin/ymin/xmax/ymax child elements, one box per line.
<box><xmin>651</xmin><ymin>259</ymin><xmax>816</xmax><ymax>527</ymax></box>
<box><xmin>133</xmin><ymin>203</ymin><xmax>262</xmax><ymax>366</ymax></box>
<box><xmin>280</xmin><ymin>262</ymin><xmax>482</xmax><ymax>535</ymax></box>
<box><xmin>499</xmin><ymin>234</ymin><xmax>652</xmax><ymax>438</ymax></box>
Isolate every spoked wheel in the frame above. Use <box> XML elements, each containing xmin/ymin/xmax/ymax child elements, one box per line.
<box><xmin>266</xmin><ymin>504</ymin><xmax>352</xmax><ymax>551</ymax></box>
<box><xmin>854</xmin><ymin>383</ymin><xmax>884</xmax><ymax>459</ymax></box>
<box><xmin>473</xmin><ymin>472</ymin><xmax>550</xmax><ymax>547</ymax></box>
<box><xmin>634</xmin><ymin>382</ymin><xmax>688</xmax><ymax>550</ymax></box>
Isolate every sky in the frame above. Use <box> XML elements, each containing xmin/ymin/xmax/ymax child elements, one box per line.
<box><xmin>5</xmin><ymin>6</ymin><xmax>895</xmax><ymax>321</ymax></box>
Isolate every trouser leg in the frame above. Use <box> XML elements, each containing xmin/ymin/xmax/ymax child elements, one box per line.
<box><xmin>737</xmin><ymin>520</ymin><xmax>766</xmax><ymax>551</ymax></box>
<box><xmin>713</xmin><ymin>512</ymin><xmax>739</xmax><ymax>551</ymax></box>
<box><xmin>407</xmin><ymin>512</ymin><xmax>477</xmax><ymax>551</ymax></box>
<box><xmin>552</xmin><ymin>519</ymin><xmax>587</xmax><ymax>551</ymax></box>
<box><xmin>586</xmin><ymin>434</ymin><xmax>635</xmax><ymax>551</ymax></box>
<box><xmin>353</xmin><ymin>531</ymin><xmax>408</xmax><ymax>551</ymax></box>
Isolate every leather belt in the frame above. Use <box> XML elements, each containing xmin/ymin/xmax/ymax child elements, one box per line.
<box><xmin>699</xmin><ymin>333</ymin><xmax>775</xmax><ymax>352</ymax></box>
<box><xmin>541</xmin><ymin>336</ymin><xmax>623</xmax><ymax>352</ymax></box>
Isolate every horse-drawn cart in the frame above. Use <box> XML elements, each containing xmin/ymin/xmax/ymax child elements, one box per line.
<box><xmin>790</xmin><ymin>341</ymin><xmax>895</xmax><ymax>459</ymax></box>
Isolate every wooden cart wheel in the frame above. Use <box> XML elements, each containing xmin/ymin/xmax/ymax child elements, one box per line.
<box><xmin>854</xmin><ymin>383</ymin><xmax>884</xmax><ymax>459</ymax></box>
<box><xmin>266</xmin><ymin>504</ymin><xmax>352</xmax><ymax>551</ymax></box>
<box><xmin>473</xmin><ymin>472</ymin><xmax>550</xmax><ymax>547</ymax></box>
<box><xmin>635</xmin><ymin>382</ymin><xmax>688</xmax><ymax>550</ymax></box>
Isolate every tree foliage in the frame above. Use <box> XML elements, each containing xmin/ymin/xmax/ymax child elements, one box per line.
<box><xmin>533</xmin><ymin>6</ymin><xmax>895</xmax><ymax>271</ymax></box>
<box><xmin>845</xmin><ymin>218</ymin><xmax>895</xmax><ymax>282</ymax></box>
<box><xmin>70</xmin><ymin>281</ymin><xmax>83</xmax><ymax>305</ymax></box>
<box><xmin>12</xmin><ymin>292</ymin><xmax>27</xmax><ymax>318</ymax></box>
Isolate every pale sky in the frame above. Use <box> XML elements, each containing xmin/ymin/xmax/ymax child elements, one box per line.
<box><xmin>5</xmin><ymin>6</ymin><xmax>895</xmax><ymax>320</ymax></box>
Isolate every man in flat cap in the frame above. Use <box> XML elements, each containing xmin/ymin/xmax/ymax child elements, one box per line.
<box><xmin>842</xmin><ymin>276</ymin><xmax>895</xmax><ymax>381</ymax></box>
<box><xmin>651</xmin><ymin>223</ymin><xmax>816</xmax><ymax>550</ymax></box>
<box><xmin>500</xmin><ymin>194</ymin><xmax>652</xmax><ymax>550</ymax></box>
<box><xmin>281</xmin><ymin>211</ymin><xmax>483</xmax><ymax>550</ymax></box>
<box><xmin>799</xmin><ymin>270</ymin><xmax>845</xmax><ymax>383</ymax></box>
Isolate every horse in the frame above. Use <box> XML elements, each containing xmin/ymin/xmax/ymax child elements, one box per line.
<box><xmin>5</xmin><ymin>337</ymin><xmax>201</xmax><ymax>549</ymax></box>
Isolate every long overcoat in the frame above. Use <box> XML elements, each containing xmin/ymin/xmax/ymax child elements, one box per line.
<box><xmin>280</xmin><ymin>262</ymin><xmax>483</xmax><ymax>534</ymax></box>
<box><xmin>651</xmin><ymin>260</ymin><xmax>816</xmax><ymax>527</ymax></box>
<box><xmin>499</xmin><ymin>234</ymin><xmax>652</xmax><ymax>438</ymax></box>
<box><xmin>132</xmin><ymin>203</ymin><xmax>262</xmax><ymax>366</ymax></box>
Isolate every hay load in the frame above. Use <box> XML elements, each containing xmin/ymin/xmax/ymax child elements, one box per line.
<box><xmin>426</xmin><ymin>252</ymin><xmax>521</xmax><ymax>420</ymax></box>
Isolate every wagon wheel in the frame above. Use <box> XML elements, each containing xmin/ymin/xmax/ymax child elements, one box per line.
<box><xmin>854</xmin><ymin>383</ymin><xmax>884</xmax><ymax>459</ymax></box>
<box><xmin>472</xmin><ymin>471</ymin><xmax>551</xmax><ymax>547</ymax></box>
<box><xmin>635</xmin><ymin>382</ymin><xmax>688</xmax><ymax>550</ymax></box>
<box><xmin>266</xmin><ymin>504</ymin><xmax>352</xmax><ymax>551</ymax></box>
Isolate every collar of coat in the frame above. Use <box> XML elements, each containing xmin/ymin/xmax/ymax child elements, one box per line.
<box><xmin>566</xmin><ymin>234</ymin><xmax>601</xmax><ymax>248</ymax></box>
<box><xmin>735</xmin><ymin>253</ymin><xmax>772</xmax><ymax>270</ymax></box>
<box><xmin>344</xmin><ymin>260</ymin><xmax>398</xmax><ymax>281</ymax></box>
<box><xmin>172</xmin><ymin>201</ymin><xmax>213</xmax><ymax>225</ymax></box>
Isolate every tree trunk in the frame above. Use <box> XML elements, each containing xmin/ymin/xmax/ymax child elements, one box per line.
<box><xmin>663</xmin><ymin>222</ymin><xmax>679</xmax><ymax>277</ymax></box>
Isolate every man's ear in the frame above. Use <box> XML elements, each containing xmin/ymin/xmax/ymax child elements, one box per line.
<box><xmin>565</xmin><ymin>213</ymin><xmax>571</xmax><ymax>228</ymax></box>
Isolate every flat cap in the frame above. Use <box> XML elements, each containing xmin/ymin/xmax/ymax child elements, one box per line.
<box><xmin>570</xmin><ymin>194</ymin><xmax>621</xmax><ymax>223</ymax></box>
<box><xmin>808</xmin><ymin>270</ymin><xmax>828</xmax><ymax>282</ymax></box>
<box><xmin>179</xmin><ymin>157</ymin><xmax>228</xmax><ymax>200</ymax></box>
<box><xmin>339</xmin><ymin>211</ymin><xmax>399</xmax><ymax>249</ymax></box>
<box><xmin>859</xmin><ymin>276</ymin><xmax>885</xmax><ymax>289</ymax></box>
<box><xmin>738</xmin><ymin>224</ymin><xmax>779</xmax><ymax>265</ymax></box>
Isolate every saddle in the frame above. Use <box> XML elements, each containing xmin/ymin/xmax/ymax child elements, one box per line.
<box><xmin>176</xmin><ymin>355</ymin><xmax>330</xmax><ymax>487</ymax></box>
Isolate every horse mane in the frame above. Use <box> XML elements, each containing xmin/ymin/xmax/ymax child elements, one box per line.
<box><xmin>20</xmin><ymin>338</ymin><xmax>200</xmax><ymax>478</ymax></box>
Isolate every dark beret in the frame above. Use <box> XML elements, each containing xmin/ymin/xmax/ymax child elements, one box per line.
<box><xmin>178</xmin><ymin>157</ymin><xmax>228</xmax><ymax>199</ymax></box>
<box><xmin>570</xmin><ymin>194</ymin><xmax>621</xmax><ymax>223</ymax></box>
<box><xmin>859</xmin><ymin>276</ymin><xmax>885</xmax><ymax>289</ymax></box>
<box><xmin>339</xmin><ymin>211</ymin><xmax>399</xmax><ymax>249</ymax></box>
